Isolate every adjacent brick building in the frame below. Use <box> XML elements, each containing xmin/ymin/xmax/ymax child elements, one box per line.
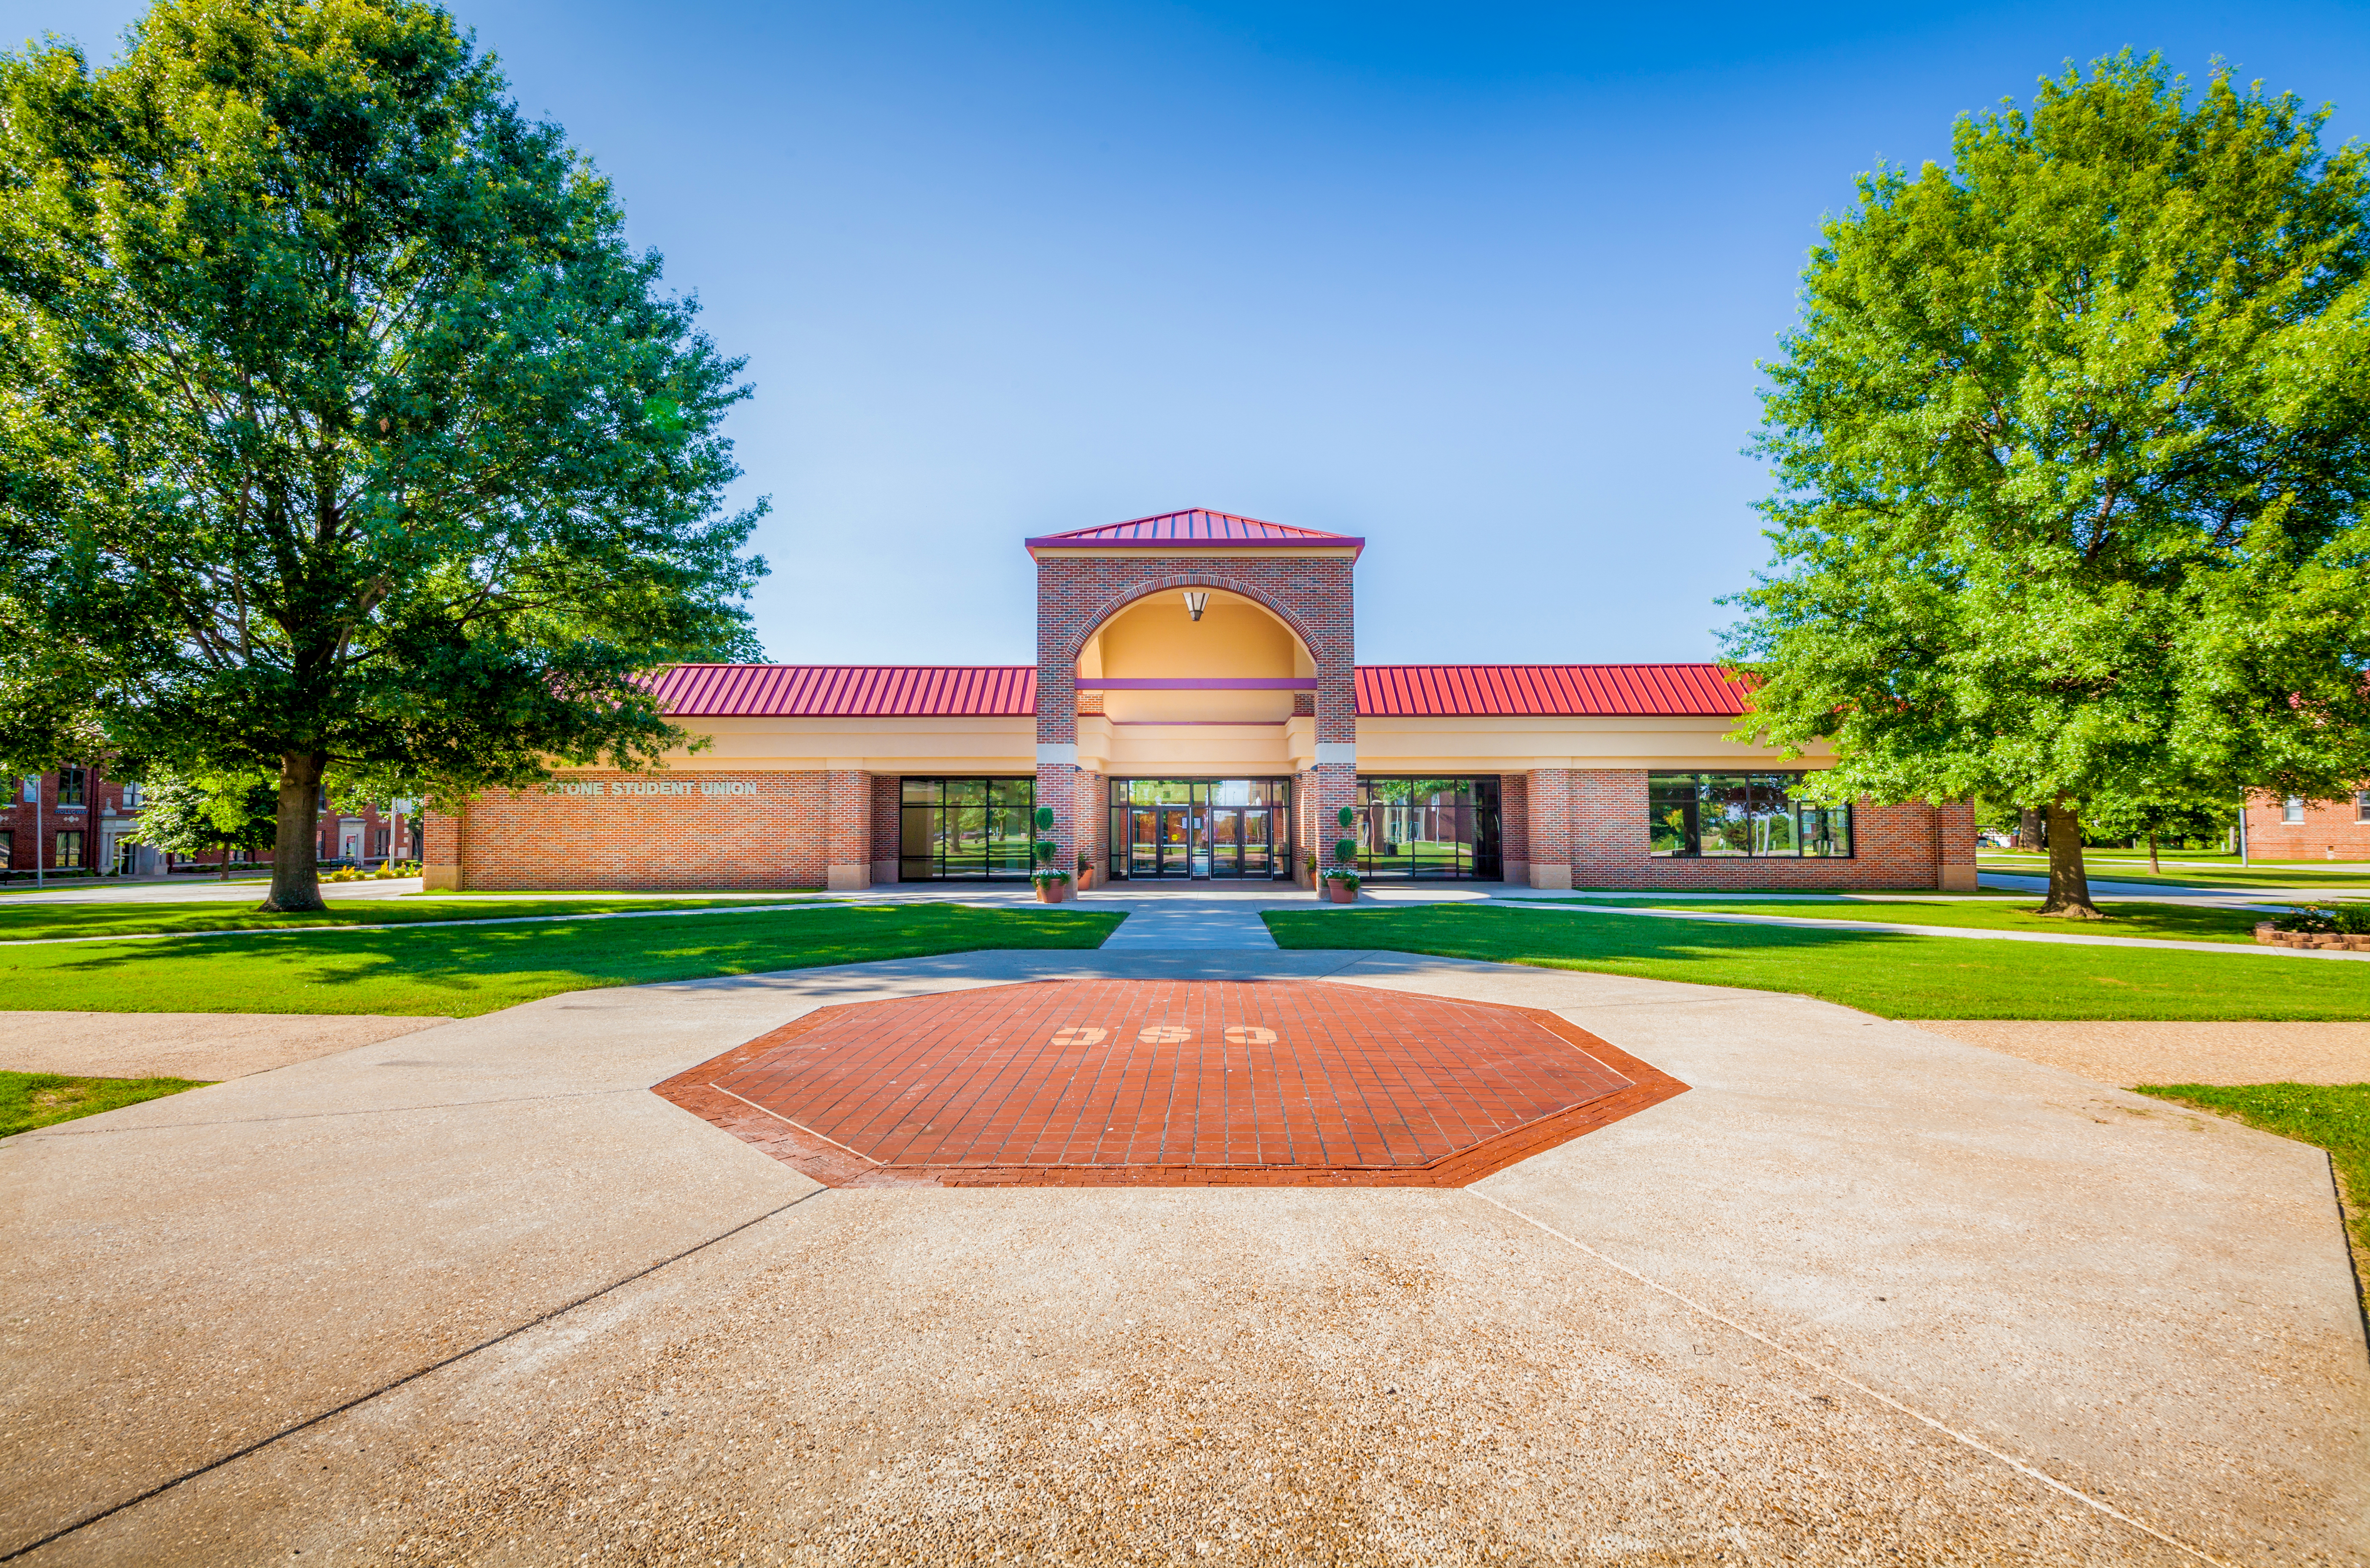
<box><xmin>2242</xmin><ymin>789</ymin><xmax>2370</xmax><ymax>862</ymax></box>
<box><xmin>3</xmin><ymin>767</ymin><xmax>421</xmax><ymax>879</ymax></box>
<box><xmin>424</xmin><ymin>509</ymin><xmax>1977</xmax><ymax>892</ymax></box>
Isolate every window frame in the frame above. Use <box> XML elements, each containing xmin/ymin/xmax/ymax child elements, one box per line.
<box><xmin>1647</xmin><ymin>771</ymin><xmax>1853</xmax><ymax>860</ymax></box>
<box><xmin>57</xmin><ymin>767</ymin><xmax>84</xmax><ymax>807</ymax></box>
<box><xmin>2283</xmin><ymin>796</ymin><xmax>2307</xmax><ymax>824</ymax></box>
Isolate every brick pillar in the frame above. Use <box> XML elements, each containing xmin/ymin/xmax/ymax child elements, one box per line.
<box><xmin>423</xmin><ymin>805</ymin><xmax>465</xmax><ymax>891</ymax></box>
<box><xmin>1499</xmin><ymin>772</ymin><xmax>1530</xmax><ymax>887</ymax></box>
<box><xmin>1074</xmin><ymin>771</ymin><xmax>1107</xmax><ymax>887</ymax></box>
<box><xmin>1527</xmin><ymin>768</ymin><xmax>1573</xmax><ymax>889</ymax></box>
<box><xmin>1573</xmin><ymin>769</ymin><xmax>1646</xmax><ymax>886</ymax></box>
<box><xmin>1292</xmin><ymin>767</ymin><xmax>1317</xmax><ymax>885</ymax></box>
<box><xmin>1034</xmin><ymin>762</ymin><xmax>1080</xmax><ymax>883</ymax></box>
<box><xmin>870</xmin><ymin>774</ymin><xmax>902</xmax><ymax>886</ymax></box>
<box><xmin>1937</xmin><ymin>800</ymin><xmax>1977</xmax><ymax>890</ymax></box>
<box><xmin>825</xmin><ymin>769</ymin><xmax>872</xmax><ymax>890</ymax></box>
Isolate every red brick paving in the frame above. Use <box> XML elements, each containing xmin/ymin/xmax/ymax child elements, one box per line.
<box><xmin>654</xmin><ymin>980</ymin><xmax>1687</xmax><ymax>1188</ymax></box>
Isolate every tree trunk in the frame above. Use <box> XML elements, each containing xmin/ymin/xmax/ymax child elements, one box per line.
<box><xmin>2147</xmin><ymin>830</ymin><xmax>2160</xmax><ymax>876</ymax></box>
<box><xmin>218</xmin><ymin>840</ymin><xmax>229</xmax><ymax>881</ymax></box>
<box><xmin>261</xmin><ymin>752</ymin><xmax>329</xmax><ymax>913</ymax></box>
<box><xmin>2017</xmin><ymin>807</ymin><xmax>2043</xmax><ymax>853</ymax></box>
<box><xmin>2036</xmin><ymin>800</ymin><xmax>2103</xmax><ymax>919</ymax></box>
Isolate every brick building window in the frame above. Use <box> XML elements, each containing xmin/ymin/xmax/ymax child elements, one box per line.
<box><xmin>1650</xmin><ymin>773</ymin><xmax>1852</xmax><ymax>858</ymax></box>
<box><xmin>900</xmin><ymin>778</ymin><xmax>1035</xmax><ymax>880</ymax></box>
<box><xmin>56</xmin><ymin>830</ymin><xmax>83</xmax><ymax>869</ymax></box>
<box><xmin>0</xmin><ymin>828</ymin><xmax>10</xmax><ymax>868</ymax></box>
<box><xmin>373</xmin><ymin>827</ymin><xmax>390</xmax><ymax>858</ymax></box>
<box><xmin>2356</xmin><ymin>791</ymin><xmax>2368</xmax><ymax>823</ymax></box>
<box><xmin>1353</xmin><ymin>776</ymin><xmax>1499</xmax><ymax>881</ymax></box>
<box><xmin>2284</xmin><ymin>797</ymin><xmax>2305</xmax><ymax>823</ymax></box>
<box><xmin>58</xmin><ymin>768</ymin><xmax>83</xmax><ymax>806</ymax></box>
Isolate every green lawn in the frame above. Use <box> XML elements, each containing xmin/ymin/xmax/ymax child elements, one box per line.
<box><xmin>1262</xmin><ymin>905</ymin><xmax>2370</xmax><ymax>1020</ymax></box>
<box><xmin>2131</xmin><ymin>1083</ymin><xmax>2369</xmax><ymax>1283</ymax></box>
<box><xmin>0</xmin><ymin>892</ymin><xmax>833</xmax><ymax>943</ymax></box>
<box><xmin>0</xmin><ymin>904</ymin><xmax>1121</xmax><ymax>1016</ymax></box>
<box><xmin>1978</xmin><ymin>852</ymin><xmax>2370</xmax><ymax>893</ymax></box>
<box><xmin>1</xmin><ymin>1071</ymin><xmax>210</xmax><ymax>1137</ymax></box>
<box><xmin>1630</xmin><ymin>899</ymin><xmax>2266</xmax><ymax>944</ymax></box>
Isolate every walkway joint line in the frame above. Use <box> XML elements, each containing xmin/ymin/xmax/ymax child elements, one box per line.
<box><xmin>1462</xmin><ymin>1188</ymin><xmax>2235</xmax><ymax>1568</ymax></box>
<box><xmin>0</xmin><ymin>1186</ymin><xmax>831</xmax><ymax>1563</ymax></box>
<box><xmin>707</xmin><ymin>1082</ymin><xmax>884</xmax><ymax>1165</ymax></box>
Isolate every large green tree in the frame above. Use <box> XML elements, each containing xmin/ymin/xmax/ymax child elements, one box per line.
<box><xmin>125</xmin><ymin>767</ymin><xmax>280</xmax><ymax>878</ymax></box>
<box><xmin>1727</xmin><ymin>54</ymin><xmax>2370</xmax><ymax>916</ymax></box>
<box><xmin>0</xmin><ymin>0</ymin><xmax>767</xmax><ymax>912</ymax></box>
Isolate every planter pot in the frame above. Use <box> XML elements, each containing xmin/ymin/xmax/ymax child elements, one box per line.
<box><xmin>1328</xmin><ymin>882</ymin><xmax>1356</xmax><ymax>904</ymax></box>
<box><xmin>1036</xmin><ymin>882</ymin><xmax>1070</xmax><ymax>903</ymax></box>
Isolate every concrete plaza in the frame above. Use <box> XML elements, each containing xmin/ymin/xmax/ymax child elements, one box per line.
<box><xmin>3</xmin><ymin>932</ymin><xmax>2363</xmax><ymax>1565</ymax></box>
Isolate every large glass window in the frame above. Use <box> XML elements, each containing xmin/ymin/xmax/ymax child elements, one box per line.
<box><xmin>1354</xmin><ymin>777</ymin><xmax>1501</xmax><ymax>880</ymax></box>
<box><xmin>56</xmin><ymin>830</ymin><xmax>83</xmax><ymax>869</ymax></box>
<box><xmin>899</xmin><ymin>777</ymin><xmax>1035</xmax><ymax>880</ymax></box>
<box><xmin>1648</xmin><ymin>773</ymin><xmax>1851</xmax><ymax>858</ymax></box>
<box><xmin>57</xmin><ymin>768</ymin><xmax>83</xmax><ymax>807</ymax></box>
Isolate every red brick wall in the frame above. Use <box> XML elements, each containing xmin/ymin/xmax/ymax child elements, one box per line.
<box><xmin>427</xmin><ymin>771</ymin><xmax>844</xmax><ymax>890</ymax></box>
<box><xmin>2243</xmin><ymin>789</ymin><xmax>2370</xmax><ymax>860</ymax></box>
<box><xmin>1499</xmin><ymin>772</ymin><xmax>1529</xmax><ymax>873</ymax></box>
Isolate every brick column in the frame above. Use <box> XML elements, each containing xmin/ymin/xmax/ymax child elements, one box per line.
<box><xmin>1937</xmin><ymin>800</ymin><xmax>1977</xmax><ymax>890</ymax></box>
<box><xmin>423</xmin><ymin>805</ymin><xmax>465</xmax><ymax>891</ymax></box>
<box><xmin>870</xmin><ymin>775</ymin><xmax>902</xmax><ymax>886</ymax></box>
<box><xmin>825</xmin><ymin>769</ymin><xmax>872</xmax><ymax>890</ymax></box>
<box><xmin>1572</xmin><ymin>769</ymin><xmax>1646</xmax><ymax>886</ymax></box>
<box><xmin>1527</xmin><ymin>768</ymin><xmax>1573</xmax><ymax>889</ymax></box>
<box><xmin>1499</xmin><ymin>773</ymin><xmax>1530</xmax><ymax>887</ymax></box>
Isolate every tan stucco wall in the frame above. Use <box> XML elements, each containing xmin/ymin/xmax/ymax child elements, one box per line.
<box><xmin>1083</xmin><ymin>588</ymin><xmax>1312</xmax><ymax>724</ymax></box>
<box><xmin>636</xmin><ymin>711</ymin><xmax>1824</xmax><ymax>780</ymax></box>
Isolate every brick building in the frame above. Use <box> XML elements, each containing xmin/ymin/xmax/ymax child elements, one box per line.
<box><xmin>3</xmin><ymin>768</ymin><xmax>421</xmax><ymax>878</ymax></box>
<box><xmin>424</xmin><ymin>510</ymin><xmax>1978</xmax><ymax>892</ymax></box>
<box><xmin>2242</xmin><ymin>789</ymin><xmax>2370</xmax><ymax>861</ymax></box>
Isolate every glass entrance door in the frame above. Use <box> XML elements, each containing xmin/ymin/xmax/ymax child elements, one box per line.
<box><xmin>1209</xmin><ymin>808</ymin><xmax>1242</xmax><ymax>876</ymax></box>
<box><xmin>1160</xmin><ymin>807</ymin><xmax>1194</xmax><ymax>877</ymax></box>
<box><xmin>1108</xmin><ymin>779</ymin><xmax>1294</xmax><ymax>880</ymax></box>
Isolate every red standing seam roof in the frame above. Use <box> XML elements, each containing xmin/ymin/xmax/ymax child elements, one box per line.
<box><xmin>646</xmin><ymin>665</ymin><xmax>1036</xmax><ymax>717</ymax></box>
<box><xmin>1355</xmin><ymin>665</ymin><xmax>1757</xmax><ymax>717</ymax></box>
<box><xmin>643</xmin><ymin>663</ymin><xmax>1750</xmax><ymax>719</ymax></box>
<box><xmin>1025</xmin><ymin>508</ymin><xmax>1365</xmax><ymax>555</ymax></box>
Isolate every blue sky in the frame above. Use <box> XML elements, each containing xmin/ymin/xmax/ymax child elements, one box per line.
<box><xmin>17</xmin><ymin>1</ymin><xmax>2370</xmax><ymax>665</ymax></box>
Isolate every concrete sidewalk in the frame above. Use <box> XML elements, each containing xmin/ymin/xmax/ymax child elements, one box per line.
<box><xmin>2</xmin><ymin>952</ymin><xmax>2362</xmax><ymax>1564</ymax></box>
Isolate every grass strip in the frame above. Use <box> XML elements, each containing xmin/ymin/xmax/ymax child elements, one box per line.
<box><xmin>1627</xmin><ymin>899</ymin><xmax>2267</xmax><ymax>945</ymax></box>
<box><xmin>1262</xmin><ymin>905</ymin><xmax>2370</xmax><ymax>1020</ymax></box>
<box><xmin>1</xmin><ymin>1071</ymin><xmax>209</xmax><ymax>1138</ymax></box>
<box><xmin>2129</xmin><ymin>1083</ymin><xmax>2370</xmax><ymax>1304</ymax></box>
<box><xmin>0</xmin><ymin>893</ymin><xmax>833</xmax><ymax>943</ymax></box>
<box><xmin>0</xmin><ymin>904</ymin><xmax>1122</xmax><ymax>1017</ymax></box>
<box><xmin>1978</xmin><ymin>854</ymin><xmax>2370</xmax><ymax>892</ymax></box>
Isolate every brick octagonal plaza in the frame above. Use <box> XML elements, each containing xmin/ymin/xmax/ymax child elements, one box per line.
<box><xmin>655</xmin><ymin>979</ymin><xmax>1686</xmax><ymax>1187</ymax></box>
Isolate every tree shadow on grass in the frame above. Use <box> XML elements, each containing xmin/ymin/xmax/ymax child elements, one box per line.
<box><xmin>17</xmin><ymin>906</ymin><xmax>1127</xmax><ymax>1017</ymax></box>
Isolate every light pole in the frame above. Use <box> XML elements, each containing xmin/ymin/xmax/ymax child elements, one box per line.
<box><xmin>2238</xmin><ymin>792</ymin><xmax>2250</xmax><ymax>868</ymax></box>
<box><xmin>26</xmin><ymin>773</ymin><xmax>41</xmax><ymax>889</ymax></box>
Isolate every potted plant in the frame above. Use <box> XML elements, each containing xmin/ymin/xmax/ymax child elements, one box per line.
<box><xmin>1030</xmin><ymin>806</ymin><xmax>1071</xmax><ymax>902</ymax></box>
<box><xmin>1324</xmin><ymin>806</ymin><xmax>1361</xmax><ymax>903</ymax></box>
<box><xmin>1304</xmin><ymin>850</ymin><xmax>1322</xmax><ymax>896</ymax></box>
<box><xmin>1075</xmin><ymin>849</ymin><xmax>1094</xmax><ymax>891</ymax></box>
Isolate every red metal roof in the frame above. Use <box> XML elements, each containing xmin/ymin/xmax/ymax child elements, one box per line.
<box><xmin>648</xmin><ymin>665</ymin><xmax>1036</xmax><ymax>717</ymax></box>
<box><xmin>1026</xmin><ymin>509</ymin><xmax>1364</xmax><ymax>554</ymax></box>
<box><xmin>1354</xmin><ymin>665</ymin><xmax>1756</xmax><ymax>717</ymax></box>
<box><xmin>645</xmin><ymin>662</ymin><xmax>1751</xmax><ymax>720</ymax></box>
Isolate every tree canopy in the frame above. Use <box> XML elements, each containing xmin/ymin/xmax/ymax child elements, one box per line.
<box><xmin>0</xmin><ymin>0</ymin><xmax>767</xmax><ymax>910</ymax></box>
<box><xmin>1727</xmin><ymin>54</ymin><xmax>2370</xmax><ymax>914</ymax></box>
